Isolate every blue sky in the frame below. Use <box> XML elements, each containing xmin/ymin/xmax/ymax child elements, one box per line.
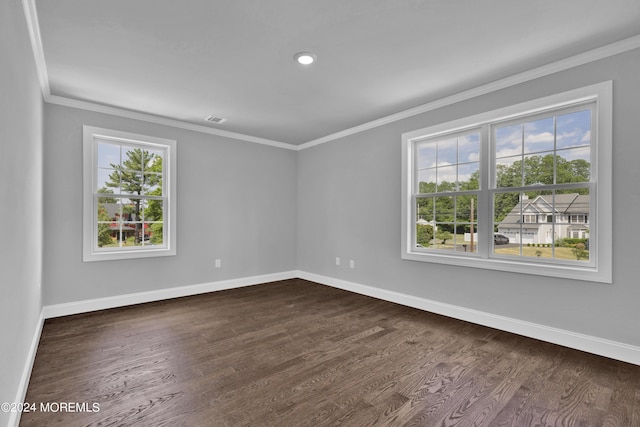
<box><xmin>417</xmin><ymin>108</ymin><xmax>591</xmax><ymax>187</ymax></box>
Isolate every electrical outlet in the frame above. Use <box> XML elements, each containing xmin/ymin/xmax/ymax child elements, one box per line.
<box><xmin>336</xmin><ymin>257</ymin><xmax>341</xmax><ymax>266</ymax></box>
<box><xmin>349</xmin><ymin>259</ymin><xmax>355</xmax><ymax>269</ymax></box>
<box><xmin>215</xmin><ymin>259</ymin><xmax>221</xmax><ymax>268</ymax></box>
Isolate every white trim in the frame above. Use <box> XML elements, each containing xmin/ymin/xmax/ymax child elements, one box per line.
<box><xmin>19</xmin><ymin>0</ymin><xmax>640</xmax><ymax>151</ymax></box>
<box><xmin>21</xmin><ymin>0</ymin><xmax>49</xmax><ymax>99</ymax></box>
<box><xmin>8</xmin><ymin>311</ymin><xmax>45</xmax><ymax>427</ymax></box>
<box><xmin>401</xmin><ymin>82</ymin><xmax>612</xmax><ymax>283</ymax></box>
<box><xmin>298</xmin><ymin>35</ymin><xmax>640</xmax><ymax>149</ymax></box>
<box><xmin>50</xmin><ymin>95</ymin><xmax>296</xmax><ymax>150</ymax></box>
<box><xmin>16</xmin><ymin>269</ymin><xmax>639</xmax><ymax>422</ymax></box>
<box><xmin>297</xmin><ymin>271</ymin><xmax>640</xmax><ymax>366</ymax></box>
<box><xmin>21</xmin><ymin>0</ymin><xmax>294</xmax><ymax>150</ymax></box>
<box><xmin>82</xmin><ymin>126</ymin><xmax>178</xmax><ymax>262</ymax></box>
<box><xmin>42</xmin><ymin>271</ymin><xmax>297</xmax><ymax>318</ymax></box>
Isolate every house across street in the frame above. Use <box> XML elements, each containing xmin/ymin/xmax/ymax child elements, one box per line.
<box><xmin>497</xmin><ymin>193</ymin><xmax>589</xmax><ymax>245</ymax></box>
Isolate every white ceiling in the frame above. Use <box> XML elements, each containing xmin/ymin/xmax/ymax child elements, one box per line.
<box><xmin>33</xmin><ymin>0</ymin><xmax>640</xmax><ymax>146</ymax></box>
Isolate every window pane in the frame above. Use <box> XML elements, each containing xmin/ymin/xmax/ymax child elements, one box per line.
<box><xmin>556</xmin><ymin>189</ymin><xmax>591</xmax><ymax>261</ymax></box>
<box><xmin>123</xmin><ymin>223</ymin><xmax>144</xmax><ymax>246</ymax></box>
<box><xmin>457</xmin><ymin>195</ymin><xmax>478</xmax><ymax>254</ymax></box>
<box><xmin>417</xmin><ymin>168</ymin><xmax>437</xmax><ymax>193</ymax></box>
<box><xmin>555</xmin><ymin>147</ymin><xmax>591</xmax><ymax>184</ymax></box>
<box><xmin>458</xmin><ymin>163</ymin><xmax>479</xmax><ymax>190</ymax></box>
<box><xmin>97</xmin><ymin>169</ymin><xmax>119</xmax><ymax>194</ymax></box>
<box><xmin>437</xmin><ymin>137</ymin><xmax>457</xmax><ymax>165</ymax></box>
<box><xmin>458</xmin><ymin>133</ymin><xmax>480</xmax><ymax>163</ymax></box>
<box><xmin>97</xmin><ymin>142</ymin><xmax>120</xmax><ymax>168</ymax></box>
<box><xmin>556</xmin><ymin>109</ymin><xmax>591</xmax><ymax>150</ymax></box>
<box><xmin>436</xmin><ymin>165</ymin><xmax>457</xmax><ymax>191</ymax></box>
<box><xmin>524</xmin><ymin>117</ymin><xmax>554</xmax><ymax>154</ymax></box>
<box><xmin>143</xmin><ymin>173</ymin><xmax>162</xmax><ymax>196</ymax></box>
<box><xmin>495</xmin><ymin>156</ymin><xmax>522</xmax><ymax>188</ymax></box>
<box><xmin>121</xmin><ymin>146</ymin><xmax>143</xmax><ymax>172</ymax></box>
<box><xmin>417</xmin><ymin>197</ymin><xmax>434</xmax><ymax>221</ymax></box>
<box><xmin>146</xmin><ymin>223</ymin><xmax>164</xmax><ymax>245</ymax></box>
<box><xmin>494</xmin><ymin>192</ymin><xmax>521</xmax><ymax>257</ymax></box>
<box><xmin>434</xmin><ymin>196</ymin><xmax>454</xmax><ymax>223</ymax></box>
<box><xmin>416</xmin><ymin>221</ymin><xmax>434</xmax><ymax>248</ymax></box>
<box><xmin>493</xmin><ymin>190</ymin><xmax>590</xmax><ymax>262</ymax></box>
<box><xmin>97</xmin><ymin>197</ymin><xmax>118</xmax><ymax>222</ymax></box>
<box><xmin>495</xmin><ymin>124</ymin><xmax>522</xmax><ymax>159</ymax></box>
<box><xmin>120</xmin><ymin>172</ymin><xmax>144</xmax><ymax>195</ymax></box>
<box><xmin>416</xmin><ymin>142</ymin><xmax>437</xmax><ymax>170</ymax></box>
<box><xmin>456</xmin><ymin>194</ymin><xmax>477</xmax><ymax>223</ymax></box>
<box><xmin>119</xmin><ymin>198</ymin><xmax>141</xmax><ymax>222</ymax></box>
<box><xmin>416</xmin><ymin>197</ymin><xmax>436</xmax><ymax>249</ymax></box>
<box><xmin>523</xmin><ymin>153</ymin><xmax>554</xmax><ymax>186</ymax></box>
<box><xmin>146</xmin><ymin>149</ymin><xmax>165</xmax><ymax>173</ymax></box>
<box><xmin>145</xmin><ymin>199</ymin><xmax>163</xmax><ymax>222</ymax></box>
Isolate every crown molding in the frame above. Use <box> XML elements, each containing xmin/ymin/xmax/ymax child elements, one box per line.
<box><xmin>21</xmin><ymin>0</ymin><xmax>640</xmax><ymax>152</ymax></box>
<box><xmin>22</xmin><ymin>0</ymin><xmax>49</xmax><ymax>98</ymax></box>
<box><xmin>45</xmin><ymin>94</ymin><xmax>296</xmax><ymax>150</ymax></box>
<box><xmin>297</xmin><ymin>34</ymin><xmax>640</xmax><ymax>150</ymax></box>
<box><xmin>21</xmin><ymin>0</ymin><xmax>295</xmax><ymax>150</ymax></box>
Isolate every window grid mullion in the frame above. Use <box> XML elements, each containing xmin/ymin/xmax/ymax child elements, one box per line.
<box><xmin>478</xmin><ymin>124</ymin><xmax>491</xmax><ymax>259</ymax></box>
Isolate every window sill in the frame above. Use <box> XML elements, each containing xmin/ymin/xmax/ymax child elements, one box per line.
<box><xmin>401</xmin><ymin>250</ymin><xmax>611</xmax><ymax>283</ymax></box>
<box><xmin>83</xmin><ymin>247</ymin><xmax>176</xmax><ymax>262</ymax></box>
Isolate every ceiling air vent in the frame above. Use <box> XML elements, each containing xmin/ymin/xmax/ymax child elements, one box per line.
<box><xmin>204</xmin><ymin>115</ymin><xmax>227</xmax><ymax>124</ymax></box>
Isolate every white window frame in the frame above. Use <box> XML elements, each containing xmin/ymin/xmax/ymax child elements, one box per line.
<box><xmin>401</xmin><ymin>82</ymin><xmax>612</xmax><ymax>283</ymax></box>
<box><xmin>83</xmin><ymin>126</ymin><xmax>177</xmax><ymax>262</ymax></box>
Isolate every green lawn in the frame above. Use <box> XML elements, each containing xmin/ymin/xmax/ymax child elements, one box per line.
<box><xmin>427</xmin><ymin>234</ymin><xmax>588</xmax><ymax>261</ymax></box>
<box><xmin>494</xmin><ymin>245</ymin><xmax>588</xmax><ymax>261</ymax></box>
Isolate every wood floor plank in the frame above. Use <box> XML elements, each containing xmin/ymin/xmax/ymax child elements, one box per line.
<box><xmin>20</xmin><ymin>279</ymin><xmax>640</xmax><ymax>426</ymax></box>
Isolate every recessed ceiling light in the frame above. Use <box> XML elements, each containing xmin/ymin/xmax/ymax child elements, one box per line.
<box><xmin>294</xmin><ymin>52</ymin><xmax>317</xmax><ymax>65</ymax></box>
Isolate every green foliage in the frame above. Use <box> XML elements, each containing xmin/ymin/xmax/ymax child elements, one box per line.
<box><xmin>106</xmin><ymin>149</ymin><xmax>161</xmax><ymax>195</ymax></box>
<box><xmin>97</xmin><ymin>205</ymin><xmax>113</xmax><ymax>247</ymax></box>
<box><xmin>417</xmin><ymin>153</ymin><xmax>590</xmax><ymax>230</ymax></box>
<box><xmin>105</xmin><ymin>150</ymin><xmax>163</xmax><ymax>243</ymax></box>
<box><xmin>555</xmin><ymin>238</ymin><xmax>589</xmax><ymax>247</ymax></box>
<box><xmin>493</xmin><ymin>154</ymin><xmax>590</xmax><ymax>223</ymax></box>
<box><xmin>145</xmin><ymin>188</ymin><xmax>163</xmax><ymax>221</ymax></box>
<box><xmin>97</xmin><ymin>187</ymin><xmax>117</xmax><ymax>203</ymax></box>
<box><xmin>572</xmin><ymin>243</ymin><xmax>588</xmax><ymax>260</ymax></box>
<box><xmin>150</xmin><ymin>223</ymin><xmax>163</xmax><ymax>244</ymax></box>
<box><xmin>416</xmin><ymin>224</ymin><xmax>433</xmax><ymax>247</ymax></box>
<box><xmin>436</xmin><ymin>231</ymin><xmax>453</xmax><ymax>244</ymax></box>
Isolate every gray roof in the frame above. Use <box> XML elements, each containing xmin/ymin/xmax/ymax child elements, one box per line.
<box><xmin>498</xmin><ymin>193</ymin><xmax>589</xmax><ymax>227</ymax></box>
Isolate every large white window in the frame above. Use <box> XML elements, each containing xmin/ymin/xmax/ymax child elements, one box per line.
<box><xmin>401</xmin><ymin>82</ymin><xmax>612</xmax><ymax>283</ymax></box>
<box><xmin>83</xmin><ymin>126</ymin><xmax>177</xmax><ymax>261</ymax></box>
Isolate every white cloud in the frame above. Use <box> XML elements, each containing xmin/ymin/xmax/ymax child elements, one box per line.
<box><xmin>524</xmin><ymin>132</ymin><xmax>554</xmax><ymax>144</ymax></box>
<box><xmin>580</xmin><ymin>130</ymin><xmax>591</xmax><ymax>143</ymax></box>
<box><xmin>436</xmin><ymin>161</ymin><xmax>454</xmax><ymax>167</ymax></box>
<box><xmin>495</xmin><ymin>146</ymin><xmax>521</xmax><ymax>159</ymax></box>
<box><xmin>466</xmin><ymin>152</ymin><xmax>480</xmax><ymax>162</ymax></box>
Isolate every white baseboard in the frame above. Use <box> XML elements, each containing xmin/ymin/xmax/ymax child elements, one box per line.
<box><xmin>34</xmin><ymin>268</ymin><xmax>640</xmax><ymax>369</ymax></box>
<box><xmin>14</xmin><ymin>268</ymin><xmax>639</xmax><ymax>427</ymax></box>
<box><xmin>8</xmin><ymin>310</ymin><xmax>45</xmax><ymax>427</ymax></box>
<box><xmin>297</xmin><ymin>271</ymin><xmax>640</xmax><ymax>366</ymax></box>
<box><xmin>42</xmin><ymin>271</ymin><xmax>297</xmax><ymax>319</ymax></box>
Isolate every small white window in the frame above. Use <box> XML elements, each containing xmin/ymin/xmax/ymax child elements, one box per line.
<box><xmin>83</xmin><ymin>126</ymin><xmax>177</xmax><ymax>261</ymax></box>
<box><xmin>402</xmin><ymin>82</ymin><xmax>612</xmax><ymax>283</ymax></box>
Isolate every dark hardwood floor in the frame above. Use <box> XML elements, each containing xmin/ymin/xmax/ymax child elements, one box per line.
<box><xmin>21</xmin><ymin>279</ymin><xmax>640</xmax><ymax>426</ymax></box>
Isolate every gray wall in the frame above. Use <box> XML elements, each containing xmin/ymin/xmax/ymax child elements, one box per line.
<box><xmin>297</xmin><ymin>49</ymin><xmax>640</xmax><ymax>347</ymax></box>
<box><xmin>43</xmin><ymin>105</ymin><xmax>297</xmax><ymax>305</ymax></box>
<box><xmin>0</xmin><ymin>0</ymin><xmax>44</xmax><ymax>424</ymax></box>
